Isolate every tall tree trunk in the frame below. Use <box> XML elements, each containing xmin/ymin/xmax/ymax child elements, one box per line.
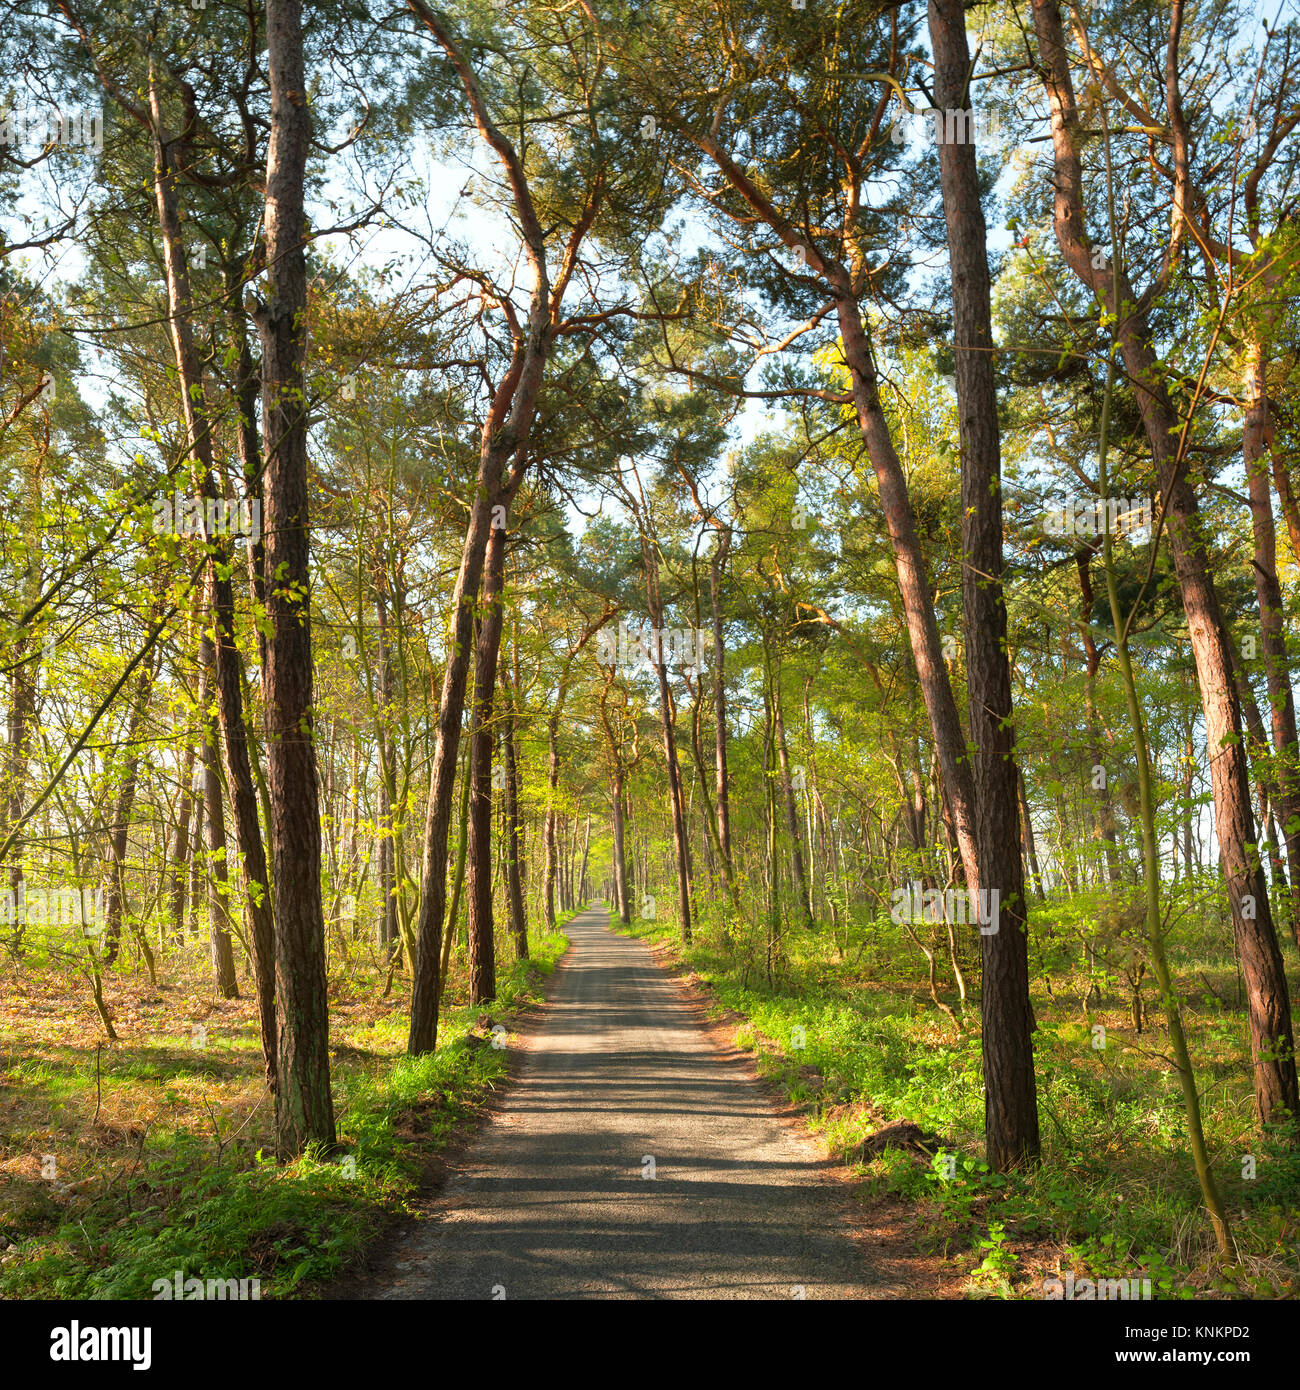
<box><xmin>1231</xmin><ymin>649</ymin><xmax>1293</xmax><ymax>940</ymax></box>
<box><xmin>199</xmin><ymin>634</ymin><xmax>238</xmax><ymax>998</ymax></box>
<box><xmin>710</xmin><ymin>531</ymin><xmax>734</xmax><ymax>874</ymax></box>
<box><xmin>624</xmin><ymin>793</ymin><xmax>636</xmax><ymax>909</ymax></box>
<box><xmin>688</xmin><ymin>126</ymin><xmax>983</xmax><ymax>909</ymax></box>
<box><xmin>831</xmin><ymin>286</ymin><xmax>982</xmax><ymax>895</ymax></box>
<box><xmin>1244</xmin><ymin>336</ymin><xmax>1300</xmax><ymax>945</ymax></box>
<box><xmin>209</xmin><ymin>575</ymin><xmax>276</xmax><ymax>1086</ymax></box>
<box><xmin>772</xmin><ymin>660</ymin><xmax>813</xmax><ymax>930</ymax></box>
<box><xmin>646</xmin><ymin>550</ymin><xmax>693</xmax><ymax>943</ymax></box>
<box><xmin>405</xmin><ymin>0</ymin><xmax>555</xmax><ymax>1054</ymax></box>
<box><xmin>562</xmin><ymin>815</ymin><xmax>574</xmax><ymax>913</ymax></box>
<box><xmin>170</xmin><ymin>741</ymin><xmax>197</xmax><ymax>944</ymax></box>
<box><xmin>1030</xmin><ymin>0</ymin><xmax>1297</xmax><ymax>1126</ymax></box>
<box><xmin>803</xmin><ymin>678</ymin><xmax>825</xmax><ymax>905</ymax></box>
<box><xmin>612</xmin><ymin>768</ymin><xmax>630</xmax><ymax>925</ymax></box>
<box><xmin>260</xmin><ymin>0</ymin><xmax>333</xmax><ymax>1152</ymax></box>
<box><xmin>683</xmin><ymin>669</ymin><xmax>741</xmax><ymax>915</ymax></box>
<box><xmin>375</xmin><ymin>648</ymin><xmax>397</xmax><ymax>956</ymax></box>
<box><xmin>932</xmin><ymin>0</ymin><xmax>1040</xmax><ymax>1168</ymax></box>
<box><xmin>188</xmin><ymin>768</ymin><xmax>205</xmax><ymax>937</ymax></box>
<box><xmin>441</xmin><ymin>738</ymin><xmax>473</xmax><ymax>989</ymax></box>
<box><xmin>467</xmin><ymin>512</ymin><xmax>509</xmax><ymax>1004</ymax></box>
<box><xmin>4</xmin><ymin>636</ymin><xmax>37</xmax><ymax>954</ymax></box>
<box><xmin>3</xmin><ymin>449</ymin><xmax>42</xmax><ymax>955</ymax></box>
<box><xmin>543</xmin><ymin>712</ymin><xmax>561</xmax><ymax>932</ymax></box>
<box><xmin>501</xmin><ymin>675</ymin><xmax>528</xmax><ymax>958</ymax></box>
<box><xmin>1018</xmin><ymin>767</ymin><xmax>1045</xmax><ymax>902</ymax></box>
<box><xmin>101</xmin><ymin>659</ymin><xmax>155</xmax><ymax>968</ymax></box>
<box><xmin>406</xmin><ymin>374</ymin><xmax>538</xmax><ymax>1052</ymax></box>
<box><xmin>222</xmin><ymin>268</ymin><xmax>268</xmax><ymax>658</ymax></box>
<box><xmin>149</xmin><ymin>67</ymin><xmax>277</xmax><ymax>1087</ymax></box>
<box><xmin>374</xmin><ymin>579</ymin><xmax>401</xmax><ymax>957</ymax></box>
<box><xmin>578</xmin><ymin>811</ymin><xmax>591</xmax><ymax>904</ymax></box>
<box><xmin>762</xmin><ymin>662</ymin><xmax>781</xmax><ymax>972</ymax></box>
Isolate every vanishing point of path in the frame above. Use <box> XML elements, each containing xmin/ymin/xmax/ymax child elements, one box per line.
<box><xmin>367</xmin><ymin>905</ymin><xmax>886</xmax><ymax>1300</ymax></box>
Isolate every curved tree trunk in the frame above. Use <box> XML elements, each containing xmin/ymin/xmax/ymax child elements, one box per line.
<box><xmin>405</xmin><ymin>0</ymin><xmax>558</xmax><ymax>1055</ymax></box>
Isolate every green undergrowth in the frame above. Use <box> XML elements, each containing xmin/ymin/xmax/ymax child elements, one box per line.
<box><xmin>0</xmin><ymin>933</ymin><xmax>567</xmax><ymax>1299</ymax></box>
<box><xmin>614</xmin><ymin>900</ymin><xmax>1300</xmax><ymax>1300</ymax></box>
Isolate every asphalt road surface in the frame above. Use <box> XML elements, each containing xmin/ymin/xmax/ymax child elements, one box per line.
<box><xmin>370</xmin><ymin>905</ymin><xmax>879</xmax><ymax>1299</ymax></box>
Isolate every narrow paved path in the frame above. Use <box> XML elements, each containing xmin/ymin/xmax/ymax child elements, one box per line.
<box><xmin>371</xmin><ymin>906</ymin><xmax>879</xmax><ymax>1299</ymax></box>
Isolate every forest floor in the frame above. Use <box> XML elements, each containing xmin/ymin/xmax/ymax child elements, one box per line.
<box><xmin>4</xmin><ymin>897</ymin><xmax>1297</xmax><ymax>1300</ymax></box>
<box><xmin>0</xmin><ymin>928</ymin><xmax>567</xmax><ymax>1298</ymax></box>
<box><xmin>351</xmin><ymin>904</ymin><xmax>939</xmax><ymax>1298</ymax></box>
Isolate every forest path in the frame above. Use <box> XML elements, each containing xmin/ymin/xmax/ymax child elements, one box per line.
<box><xmin>366</xmin><ymin>905</ymin><xmax>883</xmax><ymax>1300</ymax></box>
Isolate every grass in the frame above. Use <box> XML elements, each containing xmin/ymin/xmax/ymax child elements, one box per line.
<box><xmin>0</xmin><ymin>930</ymin><xmax>567</xmax><ymax>1299</ymax></box>
<box><xmin>613</xmin><ymin>885</ymin><xmax>1300</xmax><ymax>1300</ymax></box>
